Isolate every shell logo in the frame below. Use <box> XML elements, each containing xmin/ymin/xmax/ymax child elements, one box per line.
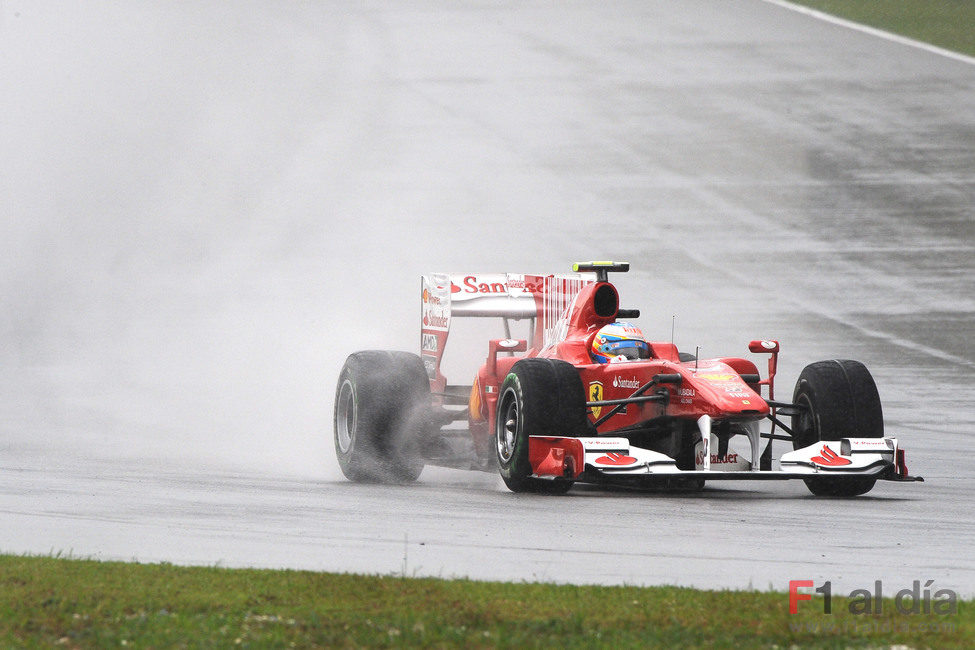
<box><xmin>468</xmin><ymin>378</ymin><xmax>484</xmax><ymax>422</ymax></box>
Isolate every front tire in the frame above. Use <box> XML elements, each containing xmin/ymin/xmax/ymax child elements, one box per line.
<box><xmin>791</xmin><ymin>359</ymin><xmax>883</xmax><ymax>497</ymax></box>
<box><xmin>334</xmin><ymin>351</ymin><xmax>428</xmax><ymax>483</ymax></box>
<box><xmin>495</xmin><ymin>358</ymin><xmax>588</xmax><ymax>494</ymax></box>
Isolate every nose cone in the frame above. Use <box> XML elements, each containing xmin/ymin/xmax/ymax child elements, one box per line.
<box><xmin>684</xmin><ymin>367</ymin><xmax>769</xmax><ymax>417</ymax></box>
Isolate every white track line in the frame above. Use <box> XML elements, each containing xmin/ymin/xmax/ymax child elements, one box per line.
<box><xmin>760</xmin><ymin>0</ymin><xmax>975</xmax><ymax>66</ymax></box>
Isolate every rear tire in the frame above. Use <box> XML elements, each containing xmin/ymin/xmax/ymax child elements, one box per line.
<box><xmin>791</xmin><ymin>360</ymin><xmax>883</xmax><ymax>497</ymax></box>
<box><xmin>334</xmin><ymin>351</ymin><xmax>428</xmax><ymax>483</ymax></box>
<box><xmin>495</xmin><ymin>358</ymin><xmax>587</xmax><ymax>494</ymax></box>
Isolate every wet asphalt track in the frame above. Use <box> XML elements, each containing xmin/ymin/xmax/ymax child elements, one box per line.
<box><xmin>1</xmin><ymin>1</ymin><xmax>973</xmax><ymax>597</ymax></box>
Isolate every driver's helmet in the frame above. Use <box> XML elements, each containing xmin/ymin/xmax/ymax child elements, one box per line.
<box><xmin>590</xmin><ymin>322</ymin><xmax>651</xmax><ymax>363</ymax></box>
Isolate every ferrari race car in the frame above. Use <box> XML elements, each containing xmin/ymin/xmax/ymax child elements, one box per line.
<box><xmin>334</xmin><ymin>262</ymin><xmax>922</xmax><ymax>496</ymax></box>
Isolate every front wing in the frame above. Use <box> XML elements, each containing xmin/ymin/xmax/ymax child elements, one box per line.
<box><xmin>528</xmin><ymin>435</ymin><xmax>922</xmax><ymax>484</ymax></box>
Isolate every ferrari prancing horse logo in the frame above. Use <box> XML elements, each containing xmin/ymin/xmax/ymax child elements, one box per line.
<box><xmin>588</xmin><ymin>381</ymin><xmax>603</xmax><ymax>419</ymax></box>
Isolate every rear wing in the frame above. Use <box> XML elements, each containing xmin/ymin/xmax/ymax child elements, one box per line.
<box><xmin>420</xmin><ymin>272</ymin><xmax>593</xmax><ymax>390</ymax></box>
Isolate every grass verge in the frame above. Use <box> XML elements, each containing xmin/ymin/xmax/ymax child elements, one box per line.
<box><xmin>788</xmin><ymin>0</ymin><xmax>975</xmax><ymax>56</ymax></box>
<box><xmin>0</xmin><ymin>554</ymin><xmax>971</xmax><ymax>648</ymax></box>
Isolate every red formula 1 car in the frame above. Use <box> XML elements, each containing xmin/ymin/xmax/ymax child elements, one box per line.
<box><xmin>334</xmin><ymin>262</ymin><xmax>922</xmax><ymax>496</ymax></box>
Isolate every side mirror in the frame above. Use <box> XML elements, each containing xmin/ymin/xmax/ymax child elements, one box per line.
<box><xmin>747</xmin><ymin>340</ymin><xmax>779</xmax><ymax>400</ymax></box>
<box><xmin>495</xmin><ymin>338</ymin><xmax>528</xmax><ymax>353</ymax></box>
<box><xmin>486</xmin><ymin>339</ymin><xmax>528</xmax><ymax>377</ymax></box>
<box><xmin>748</xmin><ymin>340</ymin><xmax>779</xmax><ymax>354</ymax></box>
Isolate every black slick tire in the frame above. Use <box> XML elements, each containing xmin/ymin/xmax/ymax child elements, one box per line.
<box><xmin>791</xmin><ymin>359</ymin><xmax>883</xmax><ymax>497</ymax></box>
<box><xmin>495</xmin><ymin>358</ymin><xmax>587</xmax><ymax>494</ymax></box>
<box><xmin>334</xmin><ymin>351</ymin><xmax>428</xmax><ymax>483</ymax></box>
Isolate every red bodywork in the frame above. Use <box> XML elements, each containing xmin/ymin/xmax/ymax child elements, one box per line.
<box><xmin>456</xmin><ymin>280</ymin><xmax>779</xmax><ymax>461</ymax></box>
<box><xmin>406</xmin><ymin>266</ymin><xmax>922</xmax><ymax>491</ymax></box>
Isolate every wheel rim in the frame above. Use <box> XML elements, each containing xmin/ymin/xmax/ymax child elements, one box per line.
<box><xmin>336</xmin><ymin>379</ymin><xmax>356</xmax><ymax>453</ymax></box>
<box><xmin>496</xmin><ymin>388</ymin><xmax>518</xmax><ymax>463</ymax></box>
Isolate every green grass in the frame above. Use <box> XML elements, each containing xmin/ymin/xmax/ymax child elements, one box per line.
<box><xmin>789</xmin><ymin>0</ymin><xmax>975</xmax><ymax>56</ymax></box>
<box><xmin>0</xmin><ymin>555</ymin><xmax>971</xmax><ymax>648</ymax></box>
